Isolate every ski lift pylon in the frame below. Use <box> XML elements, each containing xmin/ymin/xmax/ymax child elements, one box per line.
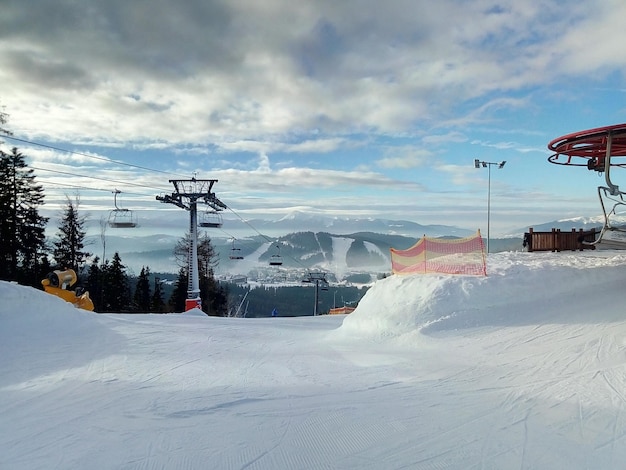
<box><xmin>108</xmin><ymin>189</ymin><xmax>137</xmax><ymax>228</ymax></box>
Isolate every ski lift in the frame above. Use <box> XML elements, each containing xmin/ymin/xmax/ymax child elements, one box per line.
<box><xmin>229</xmin><ymin>239</ymin><xmax>244</xmax><ymax>260</ymax></box>
<box><xmin>199</xmin><ymin>209</ymin><xmax>223</xmax><ymax>228</ymax></box>
<box><xmin>548</xmin><ymin>124</ymin><xmax>626</xmax><ymax>247</ymax></box>
<box><xmin>108</xmin><ymin>190</ymin><xmax>137</xmax><ymax>228</ymax></box>
<box><xmin>269</xmin><ymin>243</ymin><xmax>283</xmax><ymax>266</ymax></box>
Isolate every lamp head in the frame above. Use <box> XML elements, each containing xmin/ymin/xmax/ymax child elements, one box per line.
<box><xmin>498</xmin><ymin>161</ymin><xmax>506</xmax><ymax>169</ymax></box>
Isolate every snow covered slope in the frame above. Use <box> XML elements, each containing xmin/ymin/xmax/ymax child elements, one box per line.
<box><xmin>2</xmin><ymin>251</ymin><xmax>626</xmax><ymax>468</ymax></box>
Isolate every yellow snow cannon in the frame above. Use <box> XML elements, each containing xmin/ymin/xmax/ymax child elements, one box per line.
<box><xmin>41</xmin><ymin>269</ymin><xmax>95</xmax><ymax>312</ymax></box>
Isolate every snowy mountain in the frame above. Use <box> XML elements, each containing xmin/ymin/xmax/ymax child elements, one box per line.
<box><xmin>508</xmin><ymin>215</ymin><xmax>607</xmax><ymax>236</ymax></box>
<box><xmin>91</xmin><ymin>230</ymin><xmax>523</xmax><ymax>278</ymax></box>
<box><xmin>85</xmin><ymin>214</ymin><xmax>486</xmax><ymax>276</ymax></box>
<box><xmin>226</xmin><ymin>210</ymin><xmax>475</xmax><ymax>238</ymax></box>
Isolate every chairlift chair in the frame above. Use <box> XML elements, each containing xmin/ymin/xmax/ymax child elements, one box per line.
<box><xmin>229</xmin><ymin>239</ymin><xmax>244</xmax><ymax>260</ymax></box>
<box><xmin>199</xmin><ymin>210</ymin><xmax>223</xmax><ymax>228</ymax></box>
<box><xmin>108</xmin><ymin>190</ymin><xmax>137</xmax><ymax>228</ymax></box>
<box><xmin>269</xmin><ymin>243</ymin><xmax>283</xmax><ymax>266</ymax></box>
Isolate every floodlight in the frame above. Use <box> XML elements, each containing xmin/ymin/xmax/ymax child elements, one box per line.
<box><xmin>475</xmin><ymin>159</ymin><xmax>507</xmax><ymax>253</ymax></box>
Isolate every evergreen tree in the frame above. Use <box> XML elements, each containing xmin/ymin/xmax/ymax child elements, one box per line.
<box><xmin>133</xmin><ymin>266</ymin><xmax>152</xmax><ymax>312</ymax></box>
<box><xmin>38</xmin><ymin>255</ymin><xmax>52</xmax><ymax>282</ymax></box>
<box><xmin>202</xmin><ymin>276</ymin><xmax>229</xmax><ymax>317</ymax></box>
<box><xmin>172</xmin><ymin>232</ymin><xmax>227</xmax><ymax>315</ymax></box>
<box><xmin>0</xmin><ymin>147</ymin><xmax>49</xmax><ymax>284</ymax></box>
<box><xmin>86</xmin><ymin>257</ymin><xmax>103</xmax><ymax>312</ymax></box>
<box><xmin>53</xmin><ymin>195</ymin><xmax>91</xmax><ymax>272</ymax></box>
<box><xmin>173</xmin><ymin>232</ymin><xmax>219</xmax><ymax>278</ymax></box>
<box><xmin>101</xmin><ymin>252</ymin><xmax>130</xmax><ymax>312</ymax></box>
<box><xmin>169</xmin><ymin>267</ymin><xmax>188</xmax><ymax>312</ymax></box>
<box><xmin>150</xmin><ymin>277</ymin><xmax>166</xmax><ymax>313</ymax></box>
<box><xmin>0</xmin><ymin>105</ymin><xmax>10</xmax><ymax>136</ymax></box>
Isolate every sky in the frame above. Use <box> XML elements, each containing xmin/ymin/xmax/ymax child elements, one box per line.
<box><xmin>3</xmin><ymin>250</ymin><xmax>626</xmax><ymax>468</ymax></box>
<box><xmin>2</xmin><ymin>1</ymin><xmax>626</xmax><ymax>237</ymax></box>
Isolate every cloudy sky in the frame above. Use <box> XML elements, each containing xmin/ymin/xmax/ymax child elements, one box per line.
<box><xmin>1</xmin><ymin>0</ymin><xmax>626</xmax><ymax>237</ymax></box>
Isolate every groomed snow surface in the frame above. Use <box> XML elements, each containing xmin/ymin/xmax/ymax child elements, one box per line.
<box><xmin>3</xmin><ymin>251</ymin><xmax>626</xmax><ymax>469</ymax></box>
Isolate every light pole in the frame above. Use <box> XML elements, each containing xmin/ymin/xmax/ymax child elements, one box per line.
<box><xmin>474</xmin><ymin>159</ymin><xmax>506</xmax><ymax>253</ymax></box>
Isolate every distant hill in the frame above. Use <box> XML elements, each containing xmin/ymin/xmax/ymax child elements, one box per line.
<box><xmin>508</xmin><ymin>216</ymin><xmax>606</xmax><ymax>237</ymax></box>
<box><xmin>224</xmin><ymin>210</ymin><xmax>476</xmax><ymax>238</ymax></box>
<box><xmin>87</xmin><ymin>229</ymin><xmax>523</xmax><ymax>280</ymax></box>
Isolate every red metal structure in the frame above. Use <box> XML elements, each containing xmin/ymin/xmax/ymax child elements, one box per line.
<box><xmin>548</xmin><ymin>123</ymin><xmax>626</xmax><ymax>171</ymax></box>
<box><xmin>548</xmin><ymin>124</ymin><xmax>626</xmax><ymax>247</ymax></box>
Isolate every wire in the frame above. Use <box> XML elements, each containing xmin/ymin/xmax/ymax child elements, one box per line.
<box><xmin>3</xmin><ymin>134</ymin><xmax>190</xmax><ymax>178</ymax></box>
<box><xmin>30</xmin><ymin>165</ymin><xmax>172</xmax><ymax>192</ymax></box>
<box><xmin>41</xmin><ymin>179</ymin><xmax>112</xmax><ymax>193</ymax></box>
<box><xmin>5</xmin><ymin>133</ymin><xmax>314</xmax><ymax>269</ymax></box>
<box><xmin>220</xmin><ymin>204</ymin><xmax>312</xmax><ymax>270</ymax></box>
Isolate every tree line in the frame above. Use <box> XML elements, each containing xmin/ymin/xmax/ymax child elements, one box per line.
<box><xmin>0</xmin><ymin>144</ymin><xmax>228</xmax><ymax>315</ymax></box>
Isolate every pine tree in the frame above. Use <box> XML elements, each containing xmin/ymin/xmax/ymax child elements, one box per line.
<box><xmin>151</xmin><ymin>277</ymin><xmax>166</xmax><ymax>313</ymax></box>
<box><xmin>173</xmin><ymin>232</ymin><xmax>219</xmax><ymax>279</ymax></box>
<box><xmin>169</xmin><ymin>267</ymin><xmax>188</xmax><ymax>312</ymax></box>
<box><xmin>0</xmin><ymin>106</ymin><xmax>10</xmax><ymax>136</ymax></box>
<box><xmin>101</xmin><ymin>252</ymin><xmax>131</xmax><ymax>312</ymax></box>
<box><xmin>86</xmin><ymin>258</ymin><xmax>103</xmax><ymax>312</ymax></box>
<box><xmin>202</xmin><ymin>275</ymin><xmax>229</xmax><ymax>317</ymax></box>
<box><xmin>53</xmin><ymin>195</ymin><xmax>91</xmax><ymax>272</ymax></box>
<box><xmin>133</xmin><ymin>266</ymin><xmax>152</xmax><ymax>312</ymax></box>
<box><xmin>172</xmin><ymin>232</ymin><xmax>227</xmax><ymax>315</ymax></box>
<box><xmin>0</xmin><ymin>147</ymin><xmax>49</xmax><ymax>284</ymax></box>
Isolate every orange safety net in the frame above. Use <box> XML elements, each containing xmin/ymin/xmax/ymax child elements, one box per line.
<box><xmin>390</xmin><ymin>230</ymin><xmax>487</xmax><ymax>276</ymax></box>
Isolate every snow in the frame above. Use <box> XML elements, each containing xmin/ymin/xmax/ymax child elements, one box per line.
<box><xmin>3</xmin><ymin>251</ymin><xmax>626</xmax><ymax>468</ymax></box>
<box><xmin>330</xmin><ymin>235</ymin><xmax>354</xmax><ymax>279</ymax></box>
<box><xmin>363</xmin><ymin>240</ymin><xmax>388</xmax><ymax>261</ymax></box>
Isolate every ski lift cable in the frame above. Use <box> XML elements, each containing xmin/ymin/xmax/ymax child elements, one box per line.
<box><xmin>40</xmin><ymin>180</ymin><xmax>159</xmax><ymax>203</ymax></box>
<box><xmin>6</xmin><ymin>135</ymin><xmax>330</xmax><ymax>270</ymax></box>
<box><xmin>29</xmin><ymin>165</ymin><xmax>172</xmax><ymax>193</ymax></box>
<box><xmin>3</xmin><ymin>134</ymin><xmax>190</xmax><ymax>178</ymax></box>
<box><xmin>42</xmin><ymin>179</ymin><xmax>115</xmax><ymax>193</ymax></box>
<box><xmin>219</xmin><ymin>205</ymin><xmax>312</xmax><ymax>270</ymax></box>
<box><xmin>5</xmin><ymin>136</ymin><xmax>227</xmax><ymax>204</ymax></box>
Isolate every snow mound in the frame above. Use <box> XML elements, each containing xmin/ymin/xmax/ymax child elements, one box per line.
<box><xmin>0</xmin><ymin>281</ymin><xmax>104</xmax><ymax>334</ymax></box>
<box><xmin>0</xmin><ymin>281</ymin><xmax>119</xmax><ymax>387</ymax></box>
<box><xmin>340</xmin><ymin>251</ymin><xmax>626</xmax><ymax>339</ymax></box>
<box><xmin>182</xmin><ymin>307</ymin><xmax>208</xmax><ymax>317</ymax></box>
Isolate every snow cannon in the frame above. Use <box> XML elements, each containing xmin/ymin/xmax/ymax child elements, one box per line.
<box><xmin>41</xmin><ymin>269</ymin><xmax>95</xmax><ymax>312</ymax></box>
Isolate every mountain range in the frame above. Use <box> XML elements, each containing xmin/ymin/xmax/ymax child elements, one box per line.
<box><xmin>85</xmin><ymin>212</ymin><xmax>527</xmax><ymax>279</ymax></box>
<box><xmin>78</xmin><ymin>212</ymin><xmax>619</xmax><ymax>278</ymax></box>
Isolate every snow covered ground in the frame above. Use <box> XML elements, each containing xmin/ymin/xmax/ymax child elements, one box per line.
<box><xmin>3</xmin><ymin>250</ymin><xmax>626</xmax><ymax>469</ymax></box>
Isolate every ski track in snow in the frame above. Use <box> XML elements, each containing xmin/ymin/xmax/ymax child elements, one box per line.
<box><xmin>3</xmin><ymin>251</ymin><xmax>626</xmax><ymax>468</ymax></box>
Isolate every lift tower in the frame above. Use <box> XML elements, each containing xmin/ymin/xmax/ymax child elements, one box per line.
<box><xmin>302</xmin><ymin>272</ymin><xmax>329</xmax><ymax>316</ymax></box>
<box><xmin>156</xmin><ymin>179</ymin><xmax>226</xmax><ymax>311</ymax></box>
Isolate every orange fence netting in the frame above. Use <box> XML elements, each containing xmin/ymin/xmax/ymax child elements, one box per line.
<box><xmin>390</xmin><ymin>230</ymin><xmax>487</xmax><ymax>276</ymax></box>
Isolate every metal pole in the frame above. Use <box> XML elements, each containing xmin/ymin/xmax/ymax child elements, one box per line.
<box><xmin>314</xmin><ymin>280</ymin><xmax>319</xmax><ymax>316</ymax></box>
<box><xmin>474</xmin><ymin>160</ymin><xmax>506</xmax><ymax>255</ymax></box>
<box><xmin>487</xmin><ymin>163</ymin><xmax>491</xmax><ymax>254</ymax></box>
<box><xmin>188</xmin><ymin>201</ymin><xmax>200</xmax><ymax>304</ymax></box>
